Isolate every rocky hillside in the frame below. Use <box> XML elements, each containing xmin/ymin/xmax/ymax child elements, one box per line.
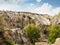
<box><xmin>0</xmin><ymin>10</ymin><xmax>60</xmax><ymax>45</ymax></box>
<box><xmin>0</xmin><ymin>10</ymin><xmax>60</xmax><ymax>28</ymax></box>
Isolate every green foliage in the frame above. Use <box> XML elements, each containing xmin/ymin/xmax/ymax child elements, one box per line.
<box><xmin>0</xmin><ymin>16</ymin><xmax>4</xmax><ymax>36</ymax></box>
<box><xmin>4</xmin><ymin>38</ymin><xmax>14</xmax><ymax>45</ymax></box>
<box><xmin>0</xmin><ymin>27</ymin><xmax>3</xmax><ymax>32</ymax></box>
<box><xmin>0</xmin><ymin>16</ymin><xmax>4</xmax><ymax>30</ymax></box>
<box><xmin>0</xmin><ymin>16</ymin><xmax>4</xmax><ymax>23</ymax></box>
<box><xmin>0</xmin><ymin>16</ymin><xmax>14</xmax><ymax>45</ymax></box>
<box><xmin>47</xmin><ymin>25</ymin><xmax>60</xmax><ymax>43</ymax></box>
<box><xmin>24</xmin><ymin>24</ymin><xmax>40</xmax><ymax>44</ymax></box>
<box><xmin>57</xmin><ymin>13</ymin><xmax>60</xmax><ymax>19</ymax></box>
<box><xmin>0</xmin><ymin>26</ymin><xmax>3</xmax><ymax>37</ymax></box>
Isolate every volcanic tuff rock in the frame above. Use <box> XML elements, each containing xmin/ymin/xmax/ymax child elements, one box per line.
<box><xmin>3</xmin><ymin>28</ymin><xmax>31</xmax><ymax>45</ymax></box>
<box><xmin>0</xmin><ymin>11</ymin><xmax>52</xmax><ymax>28</ymax></box>
<box><xmin>0</xmin><ymin>10</ymin><xmax>60</xmax><ymax>45</ymax></box>
<box><xmin>0</xmin><ymin>10</ymin><xmax>60</xmax><ymax>28</ymax></box>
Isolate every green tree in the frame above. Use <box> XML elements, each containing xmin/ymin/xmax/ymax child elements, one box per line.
<box><xmin>47</xmin><ymin>25</ymin><xmax>60</xmax><ymax>43</ymax></box>
<box><xmin>24</xmin><ymin>24</ymin><xmax>40</xmax><ymax>44</ymax></box>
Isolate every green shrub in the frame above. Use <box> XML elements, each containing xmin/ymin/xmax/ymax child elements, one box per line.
<box><xmin>57</xmin><ymin>13</ymin><xmax>60</xmax><ymax>19</ymax></box>
<box><xmin>47</xmin><ymin>25</ymin><xmax>60</xmax><ymax>43</ymax></box>
<box><xmin>24</xmin><ymin>24</ymin><xmax>40</xmax><ymax>44</ymax></box>
<box><xmin>4</xmin><ymin>38</ymin><xmax>14</xmax><ymax>45</ymax></box>
<box><xmin>0</xmin><ymin>26</ymin><xmax>3</xmax><ymax>32</ymax></box>
<box><xmin>0</xmin><ymin>26</ymin><xmax>3</xmax><ymax>37</ymax></box>
<box><xmin>0</xmin><ymin>16</ymin><xmax>4</xmax><ymax>24</ymax></box>
<box><xmin>0</xmin><ymin>16</ymin><xmax>4</xmax><ymax>32</ymax></box>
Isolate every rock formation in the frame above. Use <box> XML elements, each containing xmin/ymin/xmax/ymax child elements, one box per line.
<box><xmin>3</xmin><ymin>28</ymin><xmax>31</xmax><ymax>45</ymax></box>
<box><xmin>0</xmin><ymin>10</ymin><xmax>60</xmax><ymax>45</ymax></box>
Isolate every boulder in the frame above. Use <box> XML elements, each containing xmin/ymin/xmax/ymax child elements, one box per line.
<box><xmin>35</xmin><ymin>42</ymin><xmax>50</xmax><ymax>45</ymax></box>
<box><xmin>55</xmin><ymin>38</ymin><xmax>60</xmax><ymax>45</ymax></box>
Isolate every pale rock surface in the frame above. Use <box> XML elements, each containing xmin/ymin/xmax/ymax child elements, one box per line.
<box><xmin>55</xmin><ymin>38</ymin><xmax>60</xmax><ymax>45</ymax></box>
<box><xmin>35</xmin><ymin>42</ymin><xmax>50</xmax><ymax>45</ymax></box>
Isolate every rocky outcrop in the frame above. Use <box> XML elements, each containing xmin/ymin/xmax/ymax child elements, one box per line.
<box><xmin>54</xmin><ymin>38</ymin><xmax>60</xmax><ymax>45</ymax></box>
<box><xmin>3</xmin><ymin>28</ymin><xmax>31</xmax><ymax>45</ymax></box>
<box><xmin>0</xmin><ymin>10</ymin><xmax>60</xmax><ymax>28</ymax></box>
<box><xmin>35</xmin><ymin>42</ymin><xmax>50</xmax><ymax>45</ymax></box>
<box><xmin>0</xmin><ymin>10</ymin><xmax>60</xmax><ymax>27</ymax></box>
<box><xmin>51</xmin><ymin>16</ymin><xmax>60</xmax><ymax>25</ymax></box>
<box><xmin>0</xmin><ymin>11</ymin><xmax>53</xmax><ymax>29</ymax></box>
<box><xmin>35</xmin><ymin>38</ymin><xmax>60</xmax><ymax>45</ymax></box>
<box><xmin>51</xmin><ymin>38</ymin><xmax>60</xmax><ymax>45</ymax></box>
<box><xmin>0</xmin><ymin>10</ymin><xmax>60</xmax><ymax>45</ymax></box>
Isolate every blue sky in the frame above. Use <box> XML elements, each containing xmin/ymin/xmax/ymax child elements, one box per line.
<box><xmin>0</xmin><ymin>0</ymin><xmax>60</xmax><ymax>16</ymax></box>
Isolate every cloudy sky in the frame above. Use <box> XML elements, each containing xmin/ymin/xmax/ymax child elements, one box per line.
<box><xmin>0</xmin><ymin>0</ymin><xmax>60</xmax><ymax>16</ymax></box>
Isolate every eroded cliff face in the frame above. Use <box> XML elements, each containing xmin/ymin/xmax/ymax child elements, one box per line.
<box><xmin>0</xmin><ymin>11</ymin><xmax>60</xmax><ymax>28</ymax></box>
<box><xmin>0</xmin><ymin>10</ymin><xmax>60</xmax><ymax>45</ymax></box>
<box><xmin>0</xmin><ymin>11</ymin><xmax>52</xmax><ymax>28</ymax></box>
<box><xmin>3</xmin><ymin>28</ymin><xmax>31</xmax><ymax>45</ymax></box>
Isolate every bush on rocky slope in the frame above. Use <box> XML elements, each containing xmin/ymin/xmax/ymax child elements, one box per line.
<box><xmin>24</xmin><ymin>24</ymin><xmax>41</xmax><ymax>44</ymax></box>
<box><xmin>47</xmin><ymin>25</ymin><xmax>60</xmax><ymax>43</ymax></box>
<box><xmin>0</xmin><ymin>16</ymin><xmax>14</xmax><ymax>45</ymax></box>
<box><xmin>0</xmin><ymin>27</ymin><xmax>14</xmax><ymax>45</ymax></box>
<box><xmin>57</xmin><ymin>13</ymin><xmax>60</xmax><ymax>19</ymax></box>
<box><xmin>4</xmin><ymin>38</ymin><xmax>14</xmax><ymax>45</ymax></box>
<box><xmin>0</xmin><ymin>16</ymin><xmax>4</xmax><ymax>36</ymax></box>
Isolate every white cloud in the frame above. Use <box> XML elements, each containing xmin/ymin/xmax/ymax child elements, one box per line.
<box><xmin>32</xmin><ymin>3</ymin><xmax>60</xmax><ymax>16</ymax></box>
<box><xmin>4</xmin><ymin>0</ymin><xmax>27</xmax><ymax>4</ymax></box>
<box><xmin>0</xmin><ymin>2</ymin><xmax>60</xmax><ymax>16</ymax></box>
<box><xmin>20</xmin><ymin>3</ymin><xmax>35</xmax><ymax>12</ymax></box>
<box><xmin>0</xmin><ymin>3</ymin><xmax>21</xmax><ymax>11</ymax></box>
<box><xmin>30</xmin><ymin>3</ymin><xmax>34</xmax><ymax>7</ymax></box>
<box><xmin>36</xmin><ymin>0</ymin><xmax>41</xmax><ymax>2</ymax></box>
<box><xmin>11</xmin><ymin>0</ymin><xmax>27</xmax><ymax>3</ymax></box>
<box><xmin>27</xmin><ymin>3</ymin><xmax>35</xmax><ymax>9</ymax></box>
<box><xmin>52</xmin><ymin>7</ymin><xmax>60</xmax><ymax>15</ymax></box>
<box><xmin>0</xmin><ymin>0</ymin><xmax>28</xmax><ymax>11</ymax></box>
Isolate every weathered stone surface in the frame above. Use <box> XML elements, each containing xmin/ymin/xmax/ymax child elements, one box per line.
<box><xmin>54</xmin><ymin>38</ymin><xmax>60</xmax><ymax>45</ymax></box>
<box><xmin>0</xmin><ymin>10</ymin><xmax>60</xmax><ymax>28</ymax></box>
<box><xmin>0</xmin><ymin>10</ymin><xmax>60</xmax><ymax>45</ymax></box>
<box><xmin>51</xmin><ymin>38</ymin><xmax>60</xmax><ymax>45</ymax></box>
<box><xmin>3</xmin><ymin>28</ymin><xmax>31</xmax><ymax>45</ymax></box>
<box><xmin>0</xmin><ymin>11</ymin><xmax>53</xmax><ymax>28</ymax></box>
<box><xmin>35</xmin><ymin>42</ymin><xmax>50</xmax><ymax>45</ymax></box>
